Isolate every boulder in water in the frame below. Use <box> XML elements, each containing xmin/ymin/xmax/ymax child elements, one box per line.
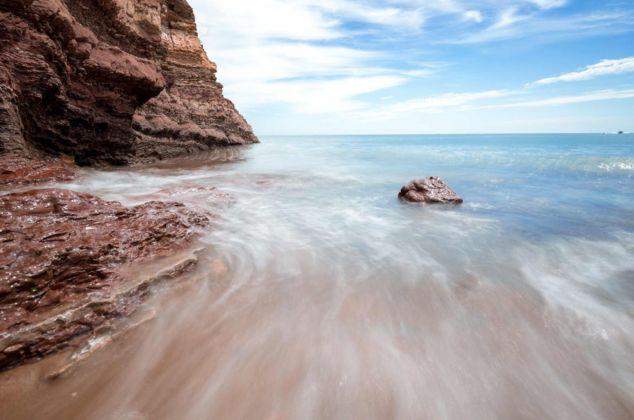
<box><xmin>398</xmin><ymin>177</ymin><xmax>463</xmax><ymax>204</ymax></box>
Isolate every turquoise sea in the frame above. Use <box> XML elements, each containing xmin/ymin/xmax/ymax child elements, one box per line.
<box><xmin>44</xmin><ymin>134</ymin><xmax>634</xmax><ymax>419</ymax></box>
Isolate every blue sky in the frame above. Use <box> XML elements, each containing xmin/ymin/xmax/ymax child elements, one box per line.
<box><xmin>189</xmin><ymin>0</ymin><xmax>634</xmax><ymax>134</ymax></box>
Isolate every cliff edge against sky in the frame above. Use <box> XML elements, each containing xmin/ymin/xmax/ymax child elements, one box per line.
<box><xmin>0</xmin><ymin>0</ymin><xmax>257</xmax><ymax>166</ymax></box>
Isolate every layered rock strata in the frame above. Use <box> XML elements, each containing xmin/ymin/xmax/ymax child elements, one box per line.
<box><xmin>0</xmin><ymin>188</ymin><xmax>209</xmax><ymax>370</ymax></box>
<box><xmin>0</xmin><ymin>0</ymin><xmax>257</xmax><ymax>165</ymax></box>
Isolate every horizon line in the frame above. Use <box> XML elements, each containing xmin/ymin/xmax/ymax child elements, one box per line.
<box><xmin>256</xmin><ymin>131</ymin><xmax>633</xmax><ymax>137</ymax></box>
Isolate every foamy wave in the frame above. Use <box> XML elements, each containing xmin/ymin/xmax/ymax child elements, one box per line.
<box><xmin>598</xmin><ymin>161</ymin><xmax>634</xmax><ymax>172</ymax></box>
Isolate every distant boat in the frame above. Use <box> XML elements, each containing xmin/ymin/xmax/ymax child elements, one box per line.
<box><xmin>617</xmin><ymin>131</ymin><xmax>624</xmax><ymax>134</ymax></box>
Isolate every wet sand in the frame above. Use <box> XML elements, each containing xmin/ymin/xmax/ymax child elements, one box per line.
<box><xmin>2</xmin><ymin>247</ymin><xmax>633</xmax><ymax>419</ymax></box>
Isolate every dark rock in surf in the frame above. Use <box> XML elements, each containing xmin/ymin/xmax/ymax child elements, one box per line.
<box><xmin>398</xmin><ymin>177</ymin><xmax>463</xmax><ymax>204</ymax></box>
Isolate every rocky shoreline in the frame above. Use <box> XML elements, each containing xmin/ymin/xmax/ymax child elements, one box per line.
<box><xmin>0</xmin><ymin>0</ymin><xmax>256</xmax><ymax>370</ymax></box>
<box><xmin>0</xmin><ymin>171</ymin><xmax>211</xmax><ymax>370</ymax></box>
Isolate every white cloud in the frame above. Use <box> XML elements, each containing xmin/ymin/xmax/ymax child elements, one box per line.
<box><xmin>463</xmin><ymin>10</ymin><xmax>484</xmax><ymax>23</ymax></box>
<box><xmin>212</xmin><ymin>43</ymin><xmax>378</xmax><ymax>86</ymax></box>
<box><xmin>452</xmin><ymin>11</ymin><xmax>634</xmax><ymax>44</ymax></box>
<box><xmin>188</xmin><ymin>0</ymin><xmax>449</xmax><ymax>115</ymax></box>
<box><xmin>360</xmin><ymin>90</ymin><xmax>515</xmax><ymax>119</ymax></box>
<box><xmin>317</xmin><ymin>0</ymin><xmax>424</xmax><ymax>29</ymax></box>
<box><xmin>528</xmin><ymin>0</ymin><xmax>567</xmax><ymax>10</ymax></box>
<box><xmin>192</xmin><ymin>0</ymin><xmax>340</xmax><ymax>43</ymax></box>
<box><xmin>385</xmin><ymin>90</ymin><xmax>513</xmax><ymax>112</ymax></box>
<box><xmin>189</xmin><ymin>0</ymin><xmax>411</xmax><ymax>114</ymax></box>
<box><xmin>256</xmin><ymin>76</ymin><xmax>408</xmax><ymax>114</ymax></box>
<box><xmin>354</xmin><ymin>86</ymin><xmax>634</xmax><ymax>121</ymax></box>
<box><xmin>491</xmin><ymin>7</ymin><xmax>527</xmax><ymax>29</ymax></box>
<box><xmin>187</xmin><ymin>0</ymin><xmax>634</xmax><ymax>123</ymax></box>
<box><xmin>531</xmin><ymin>57</ymin><xmax>634</xmax><ymax>86</ymax></box>
<box><xmin>211</xmin><ymin>43</ymin><xmax>410</xmax><ymax>114</ymax></box>
<box><xmin>478</xmin><ymin>89</ymin><xmax>634</xmax><ymax>109</ymax></box>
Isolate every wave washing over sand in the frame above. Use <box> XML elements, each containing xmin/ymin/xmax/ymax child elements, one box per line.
<box><xmin>1</xmin><ymin>134</ymin><xmax>633</xmax><ymax>419</ymax></box>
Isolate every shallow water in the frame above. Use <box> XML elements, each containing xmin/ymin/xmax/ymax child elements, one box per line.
<box><xmin>2</xmin><ymin>134</ymin><xmax>634</xmax><ymax>419</ymax></box>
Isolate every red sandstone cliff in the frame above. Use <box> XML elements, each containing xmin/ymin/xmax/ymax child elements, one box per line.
<box><xmin>0</xmin><ymin>0</ymin><xmax>257</xmax><ymax>165</ymax></box>
<box><xmin>0</xmin><ymin>0</ymin><xmax>256</xmax><ymax>370</ymax></box>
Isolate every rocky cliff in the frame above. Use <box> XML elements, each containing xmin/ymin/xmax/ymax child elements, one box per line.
<box><xmin>0</xmin><ymin>0</ymin><xmax>256</xmax><ymax>370</ymax></box>
<box><xmin>0</xmin><ymin>0</ymin><xmax>257</xmax><ymax>165</ymax></box>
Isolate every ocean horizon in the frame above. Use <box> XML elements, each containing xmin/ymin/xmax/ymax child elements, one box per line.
<box><xmin>260</xmin><ymin>132</ymin><xmax>634</xmax><ymax>136</ymax></box>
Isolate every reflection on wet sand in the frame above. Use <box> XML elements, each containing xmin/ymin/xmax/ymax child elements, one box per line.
<box><xmin>2</xmin><ymin>248</ymin><xmax>633</xmax><ymax>419</ymax></box>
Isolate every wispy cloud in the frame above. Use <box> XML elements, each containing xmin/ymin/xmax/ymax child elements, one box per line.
<box><xmin>359</xmin><ymin>90</ymin><xmax>516</xmax><ymax>119</ymax></box>
<box><xmin>316</xmin><ymin>0</ymin><xmax>424</xmax><ymax>29</ymax></box>
<box><xmin>359</xmin><ymin>87</ymin><xmax>634</xmax><ymax>122</ymax></box>
<box><xmin>189</xmin><ymin>0</ymin><xmax>634</xmax><ymax>122</ymax></box>
<box><xmin>190</xmin><ymin>0</ymin><xmax>408</xmax><ymax>113</ymax></box>
<box><xmin>463</xmin><ymin>10</ymin><xmax>484</xmax><ymax>23</ymax></box>
<box><xmin>355</xmin><ymin>54</ymin><xmax>634</xmax><ymax>120</ymax></box>
<box><xmin>379</xmin><ymin>90</ymin><xmax>513</xmax><ymax>113</ymax></box>
<box><xmin>491</xmin><ymin>7</ymin><xmax>528</xmax><ymax>29</ymax></box>
<box><xmin>531</xmin><ymin>57</ymin><xmax>634</xmax><ymax>86</ymax></box>
<box><xmin>528</xmin><ymin>0</ymin><xmax>568</xmax><ymax>10</ymax></box>
<box><xmin>478</xmin><ymin>89</ymin><xmax>634</xmax><ymax>109</ymax></box>
<box><xmin>254</xmin><ymin>76</ymin><xmax>408</xmax><ymax>114</ymax></box>
<box><xmin>452</xmin><ymin>11</ymin><xmax>634</xmax><ymax>44</ymax></box>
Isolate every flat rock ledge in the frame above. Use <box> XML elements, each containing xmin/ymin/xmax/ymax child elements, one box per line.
<box><xmin>0</xmin><ymin>188</ymin><xmax>209</xmax><ymax>370</ymax></box>
<box><xmin>0</xmin><ymin>155</ymin><xmax>75</xmax><ymax>187</ymax></box>
<box><xmin>398</xmin><ymin>177</ymin><xmax>463</xmax><ymax>204</ymax></box>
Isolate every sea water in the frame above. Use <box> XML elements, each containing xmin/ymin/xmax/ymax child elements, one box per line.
<box><xmin>3</xmin><ymin>134</ymin><xmax>633</xmax><ymax>419</ymax></box>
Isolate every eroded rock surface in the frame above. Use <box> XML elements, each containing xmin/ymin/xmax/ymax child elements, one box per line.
<box><xmin>399</xmin><ymin>177</ymin><xmax>463</xmax><ymax>204</ymax></box>
<box><xmin>0</xmin><ymin>154</ymin><xmax>75</xmax><ymax>187</ymax></box>
<box><xmin>0</xmin><ymin>0</ymin><xmax>257</xmax><ymax>165</ymax></box>
<box><xmin>0</xmin><ymin>188</ymin><xmax>208</xmax><ymax>369</ymax></box>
